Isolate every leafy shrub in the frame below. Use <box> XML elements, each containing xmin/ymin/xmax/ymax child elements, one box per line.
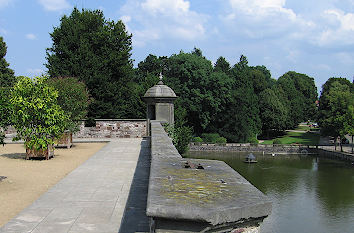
<box><xmin>215</xmin><ymin>137</ymin><xmax>227</xmax><ymax>144</ymax></box>
<box><xmin>248</xmin><ymin>137</ymin><xmax>259</xmax><ymax>144</ymax></box>
<box><xmin>11</xmin><ymin>76</ymin><xmax>69</xmax><ymax>150</ymax></box>
<box><xmin>164</xmin><ymin>123</ymin><xmax>193</xmax><ymax>155</ymax></box>
<box><xmin>191</xmin><ymin>137</ymin><xmax>203</xmax><ymax>143</ymax></box>
<box><xmin>273</xmin><ymin>138</ymin><xmax>282</xmax><ymax>144</ymax></box>
<box><xmin>47</xmin><ymin>77</ymin><xmax>89</xmax><ymax>133</ymax></box>
<box><xmin>201</xmin><ymin>133</ymin><xmax>221</xmax><ymax>143</ymax></box>
<box><xmin>173</xmin><ymin>126</ymin><xmax>193</xmax><ymax>155</ymax></box>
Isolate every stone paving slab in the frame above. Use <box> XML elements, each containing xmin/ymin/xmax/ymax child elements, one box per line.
<box><xmin>0</xmin><ymin>138</ymin><xmax>150</xmax><ymax>233</ymax></box>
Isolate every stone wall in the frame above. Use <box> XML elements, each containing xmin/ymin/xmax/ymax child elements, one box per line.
<box><xmin>148</xmin><ymin>120</ymin><xmax>271</xmax><ymax>233</ymax></box>
<box><xmin>5</xmin><ymin>119</ymin><xmax>147</xmax><ymax>139</ymax></box>
<box><xmin>309</xmin><ymin>147</ymin><xmax>354</xmax><ymax>162</ymax></box>
<box><xmin>189</xmin><ymin>143</ymin><xmax>308</xmax><ymax>154</ymax></box>
<box><xmin>74</xmin><ymin>119</ymin><xmax>147</xmax><ymax>138</ymax></box>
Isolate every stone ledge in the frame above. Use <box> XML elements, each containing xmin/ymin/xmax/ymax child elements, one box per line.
<box><xmin>147</xmin><ymin>121</ymin><xmax>272</xmax><ymax>232</ymax></box>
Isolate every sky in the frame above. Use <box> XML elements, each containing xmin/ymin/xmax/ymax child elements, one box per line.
<box><xmin>1</xmin><ymin>0</ymin><xmax>354</xmax><ymax>93</ymax></box>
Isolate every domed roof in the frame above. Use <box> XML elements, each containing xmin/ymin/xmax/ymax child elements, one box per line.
<box><xmin>143</xmin><ymin>74</ymin><xmax>177</xmax><ymax>98</ymax></box>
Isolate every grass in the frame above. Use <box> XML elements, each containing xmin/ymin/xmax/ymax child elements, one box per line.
<box><xmin>294</xmin><ymin>125</ymin><xmax>311</xmax><ymax>131</ymax></box>
<box><xmin>261</xmin><ymin>131</ymin><xmax>320</xmax><ymax>145</ymax></box>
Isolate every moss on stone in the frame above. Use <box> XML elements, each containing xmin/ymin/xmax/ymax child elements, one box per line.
<box><xmin>160</xmin><ymin>168</ymin><xmax>239</xmax><ymax>205</ymax></box>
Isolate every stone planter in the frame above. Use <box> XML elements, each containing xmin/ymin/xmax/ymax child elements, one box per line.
<box><xmin>26</xmin><ymin>145</ymin><xmax>54</xmax><ymax>160</ymax></box>
<box><xmin>55</xmin><ymin>131</ymin><xmax>73</xmax><ymax>148</ymax></box>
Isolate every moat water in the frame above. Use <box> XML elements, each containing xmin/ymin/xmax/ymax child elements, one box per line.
<box><xmin>185</xmin><ymin>151</ymin><xmax>354</xmax><ymax>233</ymax></box>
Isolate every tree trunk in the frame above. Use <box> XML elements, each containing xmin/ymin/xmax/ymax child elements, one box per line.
<box><xmin>334</xmin><ymin>137</ymin><xmax>337</xmax><ymax>151</ymax></box>
<box><xmin>340</xmin><ymin>136</ymin><xmax>343</xmax><ymax>152</ymax></box>
<box><xmin>351</xmin><ymin>135</ymin><xmax>353</xmax><ymax>154</ymax></box>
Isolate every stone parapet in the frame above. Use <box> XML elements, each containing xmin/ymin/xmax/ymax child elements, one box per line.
<box><xmin>5</xmin><ymin>119</ymin><xmax>147</xmax><ymax>139</ymax></box>
<box><xmin>189</xmin><ymin>143</ymin><xmax>308</xmax><ymax>154</ymax></box>
<box><xmin>148</xmin><ymin>121</ymin><xmax>272</xmax><ymax>233</ymax></box>
<box><xmin>74</xmin><ymin>119</ymin><xmax>147</xmax><ymax>138</ymax></box>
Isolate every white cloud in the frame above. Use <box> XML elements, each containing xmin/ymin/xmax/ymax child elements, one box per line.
<box><xmin>317</xmin><ymin>9</ymin><xmax>354</xmax><ymax>46</ymax></box>
<box><xmin>228</xmin><ymin>0</ymin><xmax>296</xmax><ymax>20</ymax></box>
<box><xmin>224</xmin><ymin>0</ymin><xmax>314</xmax><ymax>39</ymax></box>
<box><xmin>38</xmin><ymin>0</ymin><xmax>70</xmax><ymax>11</ymax></box>
<box><xmin>141</xmin><ymin>0</ymin><xmax>189</xmax><ymax>15</ymax></box>
<box><xmin>0</xmin><ymin>0</ymin><xmax>12</xmax><ymax>9</ymax></box>
<box><xmin>27</xmin><ymin>68</ymin><xmax>44</xmax><ymax>76</ymax></box>
<box><xmin>120</xmin><ymin>15</ymin><xmax>131</xmax><ymax>24</ymax></box>
<box><xmin>120</xmin><ymin>0</ymin><xmax>207</xmax><ymax>47</ymax></box>
<box><xmin>26</xmin><ymin>33</ymin><xmax>36</xmax><ymax>40</ymax></box>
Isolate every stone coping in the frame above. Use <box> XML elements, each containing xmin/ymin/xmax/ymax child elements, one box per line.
<box><xmin>147</xmin><ymin>121</ymin><xmax>272</xmax><ymax>226</ymax></box>
<box><xmin>91</xmin><ymin>119</ymin><xmax>147</xmax><ymax>122</ymax></box>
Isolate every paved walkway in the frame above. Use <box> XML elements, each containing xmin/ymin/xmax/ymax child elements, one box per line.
<box><xmin>0</xmin><ymin>138</ymin><xmax>150</xmax><ymax>233</ymax></box>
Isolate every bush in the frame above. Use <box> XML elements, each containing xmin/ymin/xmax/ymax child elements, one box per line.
<box><xmin>248</xmin><ymin>137</ymin><xmax>259</xmax><ymax>144</ymax></box>
<box><xmin>273</xmin><ymin>138</ymin><xmax>282</xmax><ymax>145</ymax></box>
<box><xmin>173</xmin><ymin>126</ymin><xmax>193</xmax><ymax>155</ymax></box>
<box><xmin>215</xmin><ymin>137</ymin><xmax>227</xmax><ymax>144</ymax></box>
<box><xmin>47</xmin><ymin>77</ymin><xmax>89</xmax><ymax>133</ymax></box>
<box><xmin>201</xmin><ymin>133</ymin><xmax>221</xmax><ymax>143</ymax></box>
<box><xmin>164</xmin><ymin>123</ymin><xmax>193</xmax><ymax>155</ymax></box>
<box><xmin>191</xmin><ymin>137</ymin><xmax>203</xmax><ymax>143</ymax></box>
<box><xmin>11</xmin><ymin>76</ymin><xmax>69</xmax><ymax>150</ymax></box>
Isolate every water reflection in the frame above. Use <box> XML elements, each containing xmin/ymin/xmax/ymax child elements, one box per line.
<box><xmin>185</xmin><ymin>151</ymin><xmax>354</xmax><ymax>233</ymax></box>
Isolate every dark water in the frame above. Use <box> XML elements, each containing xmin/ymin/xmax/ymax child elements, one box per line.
<box><xmin>185</xmin><ymin>151</ymin><xmax>354</xmax><ymax>233</ymax></box>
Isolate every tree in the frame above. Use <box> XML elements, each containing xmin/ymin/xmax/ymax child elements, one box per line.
<box><xmin>0</xmin><ymin>37</ymin><xmax>15</xmax><ymax>145</ymax></box>
<box><xmin>259</xmin><ymin>88</ymin><xmax>288</xmax><ymax>138</ymax></box>
<box><xmin>0</xmin><ymin>87</ymin><xmax>12</xmax><ymax>145</ymax></box>
<box><xmin>214</xmin><ymin>56</ymin><xmax>231</xmax><ymax>74</ymax></box>
<box><xmin>318</xmin><ymin>78</ymin><xmax>353</xmax><ymax>151</ymax></box>
<box><xmin>277</xmin><ymin>71</ymin><xmax>317</xmax><ymax>128</ymax></box>
<box><xmin>0</xmin><ymin>36</ymin><xmax>15</xmax><ymax>87</ymax></box>
<box><xmin>214</xmin><ymin>55</ymin><xmax>261</xmax><ymax>142</ymax></box>
<box><xmin>46</xmin><ymin>8</ymin><xmax>134</xmax><ymax>119</ymax></box>
<box><xmin>10</xmin><ymin>76</ymin><xmax>68</xmax><ymax>151</ymax></box>
<box><xmin>164</xmin><ymin>50</ymin><xmax>231</xmax><ymax>134</ymax></box>
<box><xmin>46</xmin><ymin>77</ymin><xmax>89</xmax><ymax>132</ymax></box>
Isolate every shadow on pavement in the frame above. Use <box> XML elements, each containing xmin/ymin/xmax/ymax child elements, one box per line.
<box><xmin>118</xmin><ymin>138</ymin><xmax>151</xmax><ymax>233</ymax></box>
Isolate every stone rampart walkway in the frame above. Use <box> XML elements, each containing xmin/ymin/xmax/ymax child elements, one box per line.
<box><xmin>0</xmin><ymin>138</ymin><xmax>150</xmax><ymax>233</ymax></box>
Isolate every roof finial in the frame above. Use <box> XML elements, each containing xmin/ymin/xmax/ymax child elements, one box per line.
<box><xmin>158</xmin><ymin>72</ymin><xmax>164</xmax><ymax>84</ymax></box>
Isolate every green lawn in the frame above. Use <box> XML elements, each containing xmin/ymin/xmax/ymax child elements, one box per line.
<box><xmin>261</xmin><ymin>131</ymin><xmax>320</xmax><ymax>145</ymax></box>
<box><xmin>294</xmin><ymin>125</ymin><xmax>311</xmax><ymax>131</ymax></box>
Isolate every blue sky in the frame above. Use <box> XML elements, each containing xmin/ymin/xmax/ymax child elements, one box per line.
<box><xmin>1</xmin><ymin>0</ymin><xmax>354</xmax><ymax>92</ymax></box>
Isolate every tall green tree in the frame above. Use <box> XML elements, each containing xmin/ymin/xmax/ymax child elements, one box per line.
<box><xmin>318</xmin><ymin>78</ymin><xmax>353</xmax><ymax>151</ymax></box>
<box><xmin>214</xmin><ymin>55</ymin><xmax>261</xmax><ymax>142</ymax></box>
<box><xmin>0</xmin><ymin>36</ymin><xmax>15</xmax><ymax>87</ymax></box>
<box><xmin>0</xmin><ymin>87</ymin><xmax>12</xmax><ymax>145</ymax></box>
<box><xmin>259</xmin><ymin>88</ymin><xmax>288</xmax><ymax>138</ymax></box>
<box><xmin>0</xmin><ymin>37</ymin><xmax>15</xmax><ymax>145</ymax></box>
<box><xmin>277</xmin><ymin>71</ymin><xmax>317</xmax><ymax>128</ymax></box>
<box><xmin>46</xmin><ymin>8</ymin><xmax>134</xmax><ymax>119</ymax></box>
<box><xmin>214</xmin><ymin>56</ymin><xmax>231</xmax><ymax>74</ymax></box>
<box><xmin>164</xmin><ymin>50</ymin><xmax>231</xmax><ymax>134</ymax></box>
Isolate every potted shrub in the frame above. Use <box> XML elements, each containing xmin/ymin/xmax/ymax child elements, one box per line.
<box><xmin>46</xmin><ymin>77</ymin><xmax>89</xmax><ymax>148</ymax></box>
<box><xmin>10</xmin><ymin>76</ymin><xmax>68</xmax><ymax>159</ymax></box>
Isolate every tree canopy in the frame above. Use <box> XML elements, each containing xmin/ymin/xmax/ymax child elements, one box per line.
<box><xmin>318</xmin><ymin>77</ymin><xmax>353</xmax><ymax>150</ymax></box>
<box><xmin>0</xmin><ymin>36</ymin><xmax>15</xmax><ymax>87</ymax></box>
<box><xmin>46</xmin><ymin>77</ymin><xmax>89</xmax><ymax>132</ymax></box>
<box><xmin>132</xmin><ymin>50</ymin><xmax>319</xmax><ymax>142</ymax></box>
<box><xmin>277</xmin><ymin>71</ymin><xmax>317</xmax><ymax>128</ymax></box>
<box><xmin>46</xmin><ymin>8</ymin><xmax>135</xmax><ymax>119</ymax></box>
